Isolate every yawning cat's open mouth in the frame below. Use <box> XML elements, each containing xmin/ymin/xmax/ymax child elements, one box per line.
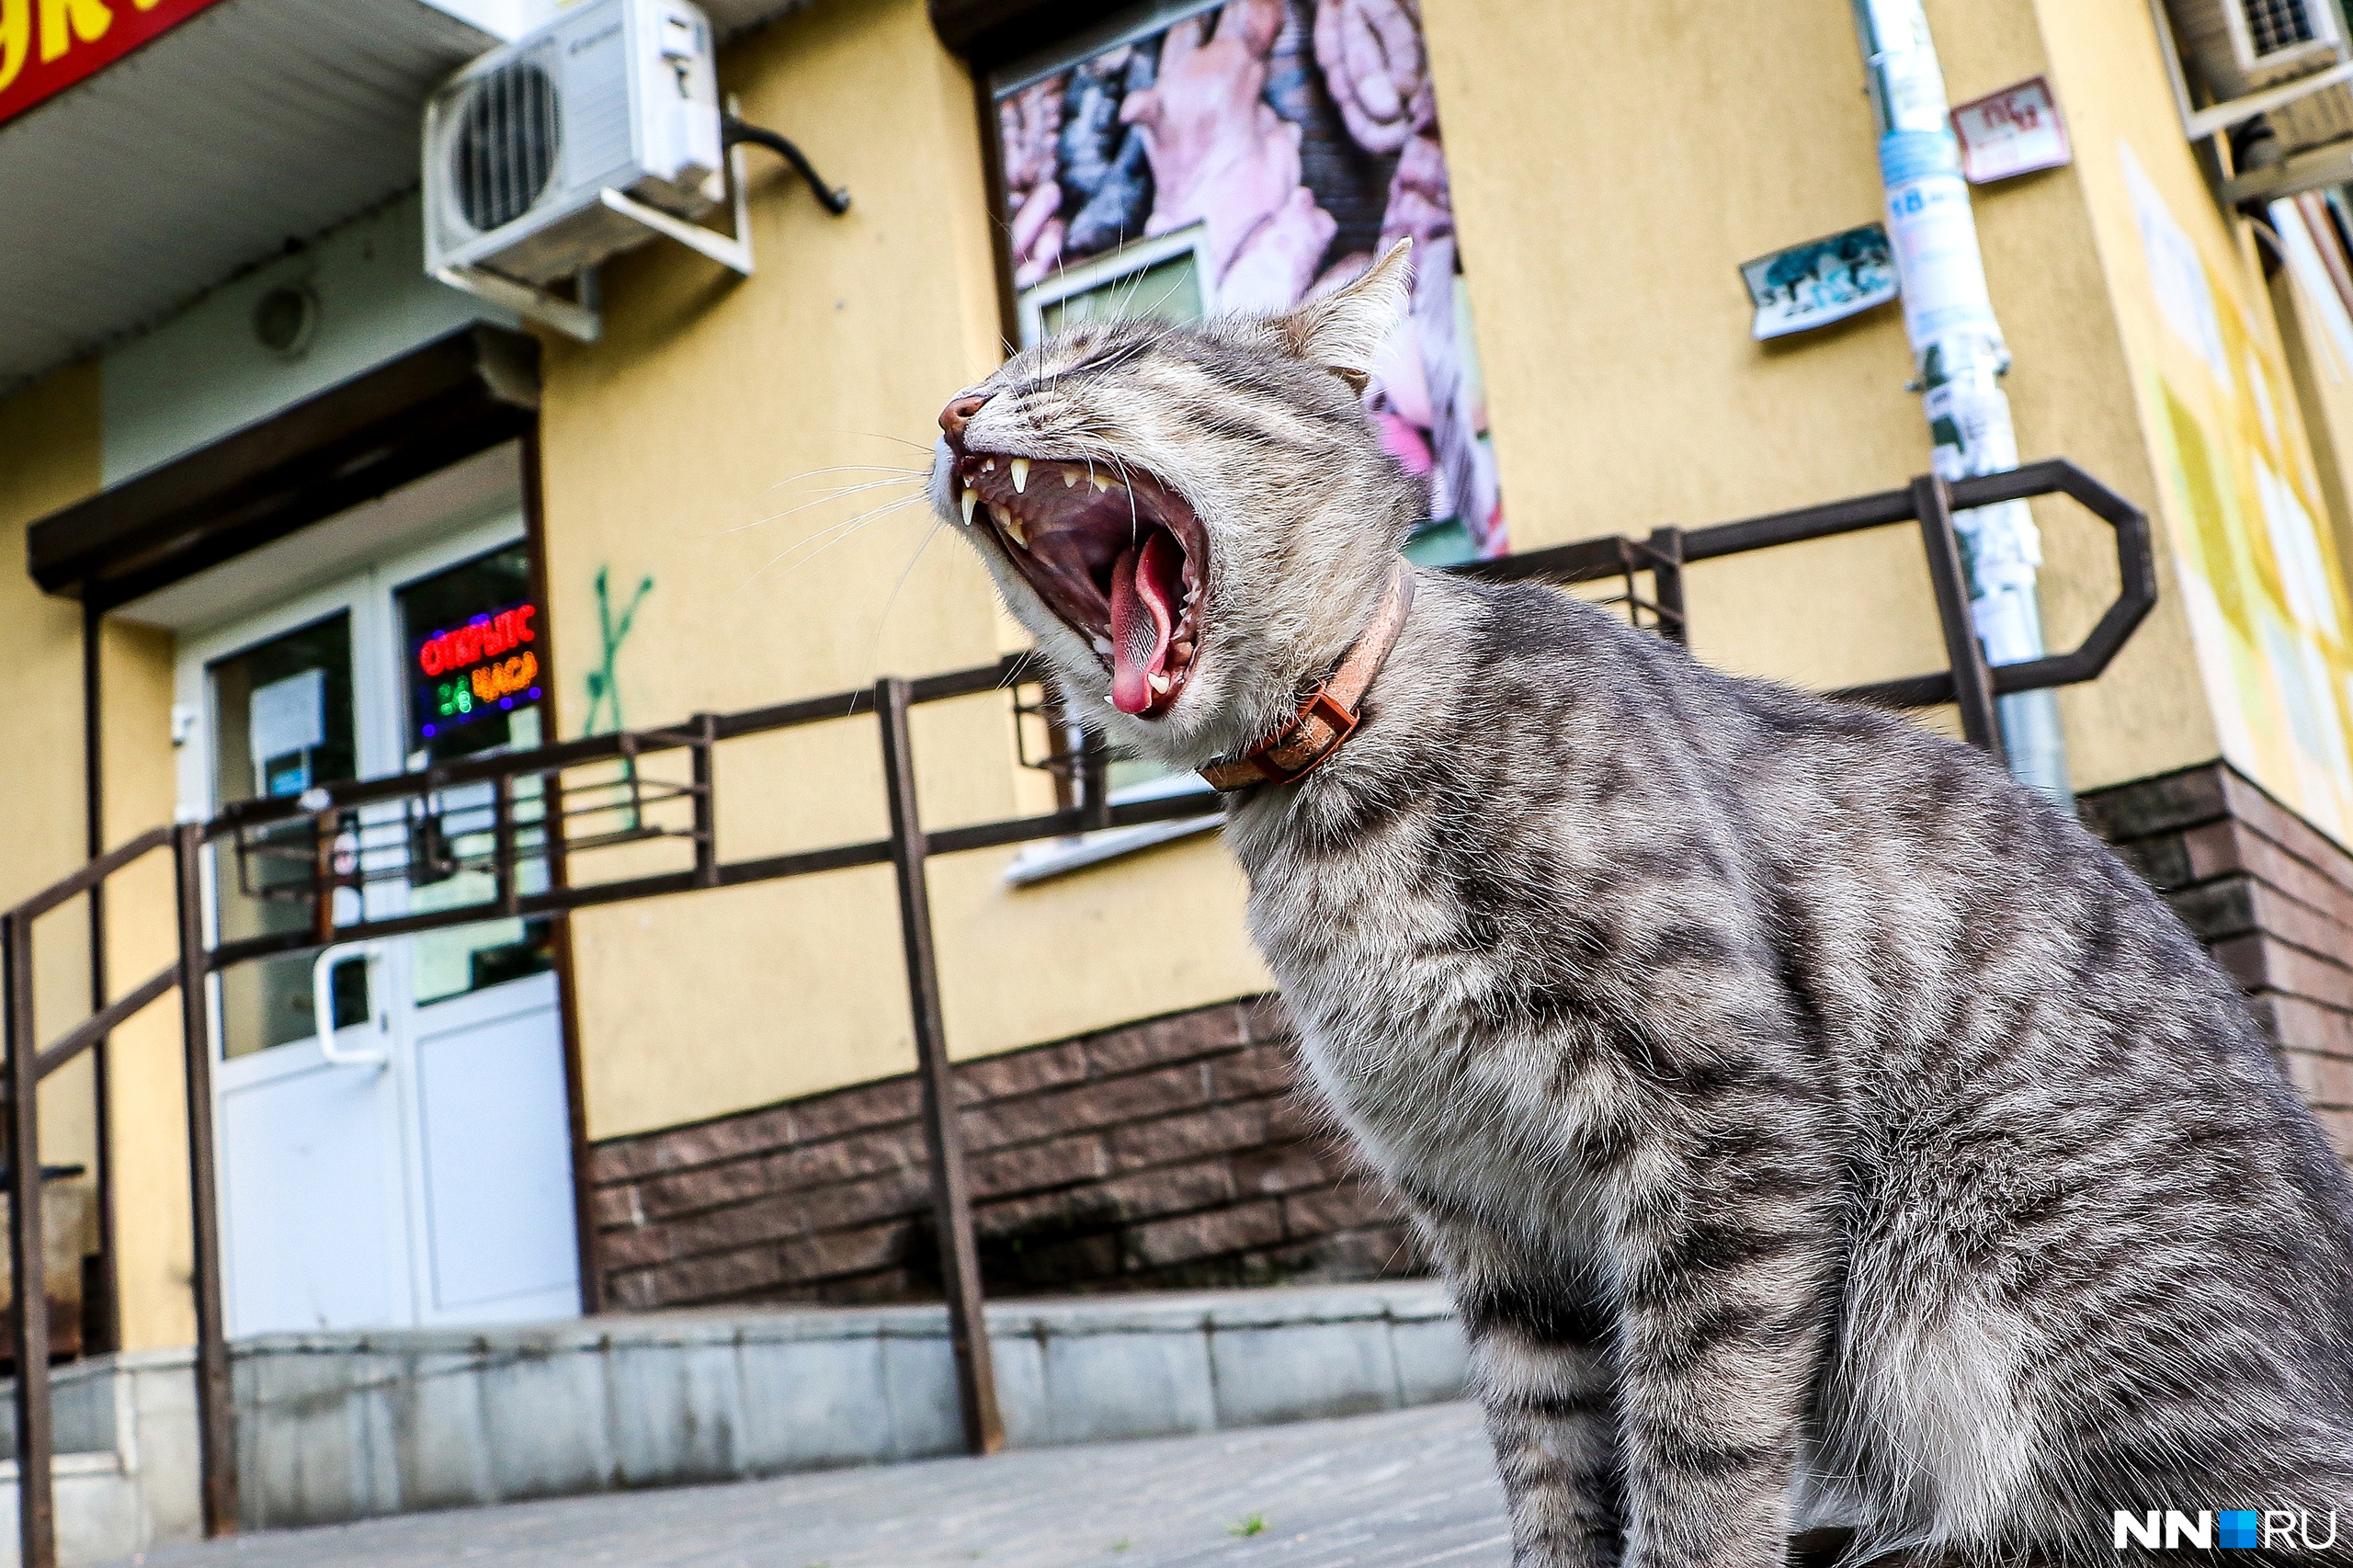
<box><xmin>952</xmin><ymin>452</ymin><xmax>1207</xmax><ymax>720</ymax></box>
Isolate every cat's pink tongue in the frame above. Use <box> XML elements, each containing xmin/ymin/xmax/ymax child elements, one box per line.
<box><xmin>1108</xmin><ymin>530</ymin><xmax>1181</xmax><ymax>714</ymax></box>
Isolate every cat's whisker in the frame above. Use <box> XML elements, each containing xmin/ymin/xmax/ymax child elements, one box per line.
<box><xmin>810</xmin><ymin>429</ymin><xmax>941</xmax><ymax>457</ymax></box>
<box><xmin>742</xmin><ymin>494</ymin><xmax>927</xmax><ymax>587</ymax></box>
<box><xmin>727</xmin><ymin>475</ymin><xmax>927</xmax><ymax>534</ymax></box>
<box><xmin>856</xmin><ymin>516</ymin><xmax>949</xmax><ymax>678</ymax></box>
<box><xmin>771</xmin><ymin>492</ymin><xmax>932</xmax><ymax>557</ymax></box>
<box><xmin>994</xmin><ymin>648</ymin><xmax>1038</xmax><ymax>694</ymax></box>
<box><xmin>756</xmin><ymin>462</ymin><xmax>928</xmax><ymax>499</ymax></box>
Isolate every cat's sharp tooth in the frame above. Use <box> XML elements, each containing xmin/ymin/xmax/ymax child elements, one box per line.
<box><xmin>1062</xmin><ymin>468</ymin><xmax>1080</xmax><ymax>489</ymax></box>
<box><xmin>1005</xmin><ymin>511</ymin><xmax>1029</xmax><ymax>548</ymax></box>
<box><xmin>1147</xmin><ymin>672</ymin><xmax>1170</xmax><ymax>695</ymax></box>
<box><xmin>960</xmin><ymin>487</ymin><xmax>978</xmax><ymax>525</ymax></box>
<box><xmin>1090</xmin><ymin>474</ymin><xmax>1110</xmax><ymax>492</ymax></box>
<box><xmin>1010</xmin><ymin>458</ymin><xmax>1029</xmax><ymax>493</ymax></box>
<box><xmin>982</xmin><ymin>458</ymin><xmax>995</xmax><ymax>472</ymax></box>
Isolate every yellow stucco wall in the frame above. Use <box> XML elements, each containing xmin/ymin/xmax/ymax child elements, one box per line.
<box><xmin>98</xmin><ymin>619</ymin><xmax>196</xmax><ymax>1352</ymax></box>
<box><xmin>4</xmin><ymin>0</ymin><xmax>2345</xmax><ymax>1316</ymax></box>
<box><xmin>0</xmin><ymin>365</ymin><xmax>104</xmax><ymax>1184</ymax></box>
<box><xmin>2040</xmin><ymin>0</ymin><xmax>2353</xmax><ymax>838</ymax></box>
<box><xmin>0</xmin><ymin>367</ymin><xmax>192</xmax><ymax>1349</ymax></box>
<box><xmin>533</xmin><ymin>0</ymin><xmax>2289</xmax><ymax>1141</ymax></box>
<box><xmin>535</xmin><ymin>0</ymin><xmax>1270</xmax><ymax>1141</ymax></box>
<box><xmin>1423</xmin><ymin>0</ymin><xmax>2219</xmax><ymax>792</ymax></box>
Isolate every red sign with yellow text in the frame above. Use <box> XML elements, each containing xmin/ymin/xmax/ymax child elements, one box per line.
<box><xmin>0</xmin><ymin>0</ymin><xmax>231</xmax><ymax>130</ymax></box>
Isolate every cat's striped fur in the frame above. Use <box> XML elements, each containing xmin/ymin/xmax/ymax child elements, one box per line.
<box><xmin>929</xmin><ymin>244</ymin><xmax>2353</xmax><ymax>1565</ymax></box>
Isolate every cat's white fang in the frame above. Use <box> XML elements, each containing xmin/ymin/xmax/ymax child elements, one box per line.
<box><xmin>1062</xmin><ymin>469</ymin><xmax>1080</xmax><ymax>488</ymax></box>
<box><xmin>960</xmin><ymin>487</ymin><xmax>978</xmax><ymax>525</ymax></box>
<box><xmin>1090</xmin><ymin>474</ymin><xmax>1110</xmax><ymax>492</ymax></box>
<box><xmin>1010</xmin><ymin>458</ymin><xmax>1029</xmax><ymax>493</ymax></box>
<box><xmin>1003</xmin><ymin>511</ymin><xmax>1029</xmax><ymax>547</ymax></box>
<box><xmin>1147</xmin><ymin>672</ymin><xmax>1170</xmax><ymax>694</ymax></box>
<box><xmin>982</xmin><ymin>458</ymin><xmax>995</xmax><ymax>472</ymax></box>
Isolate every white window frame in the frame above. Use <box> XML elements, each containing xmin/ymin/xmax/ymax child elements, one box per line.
<box><xmin>1016</xmin><ymin>222</ymin><xmax>1214</xmax><ymax>345</ymax></box>
<box><xmin>1003</xmin><ymin>770</ymin><xmax>1221</xmax><ymax>886</ymax></box>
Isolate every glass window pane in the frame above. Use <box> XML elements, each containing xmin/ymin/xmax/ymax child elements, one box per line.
<box><xmin>1040</xmin><ymin>250</ymin><xmax>1203</xmax><ymax>335</ymax></box>
<box><xmin>394</xmin><ymin>542</ymin><xmax>555</xmax><ymax>1006</ymax></box>
<box><xmin>397</xmin><ymin>542</ymin><xmax>543</xmax><ymax>768</ymax></box>
<box><xmin>207</xmin><ymin>614</ymin><xmax>360</xmax><ymax>1059</ymax></box>
<box><xmin>992</xmin><ymin>0</ymin><xmax>1507</xmax><ymax>562</ymax></box>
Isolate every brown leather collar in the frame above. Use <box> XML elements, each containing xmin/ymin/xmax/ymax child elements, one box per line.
<box><xmin>1199</xmin><ymin>562</ymin><xmax>1416</xmax><ymax>791</ymax></box>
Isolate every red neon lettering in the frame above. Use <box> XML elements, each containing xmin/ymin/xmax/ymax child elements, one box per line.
<box><xmin>415</xmin><ymin>602</ymin><xmax>541</xmax><ymax>680</ymax></box>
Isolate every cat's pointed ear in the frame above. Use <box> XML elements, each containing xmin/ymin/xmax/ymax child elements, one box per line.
<box><xmin>1280</xmin><ymin>238</ymin><xmax>1412</xmax><ymax>395</ymax></box>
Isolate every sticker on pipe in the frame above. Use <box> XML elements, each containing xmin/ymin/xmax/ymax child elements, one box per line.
<box><xmin>1951</xmin><ymin>77</ymin><xmax>2071</xmax><ymax>185</ymax></box>
<box><xmin>1738</xmin><ymin>224</ymin><xmax>1898</xmax><ymax>341</ymax></box>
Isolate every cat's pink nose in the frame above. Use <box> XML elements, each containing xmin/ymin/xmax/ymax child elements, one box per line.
<box><xmin>939</xmin><ymin>393</ymin><xmax>988</xmax><ymax>437</ymax></box>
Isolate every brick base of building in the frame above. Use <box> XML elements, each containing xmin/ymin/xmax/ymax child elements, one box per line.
<box><xmin>590</xmin><ymin>759</ymin><xmax>2353</xmax><ymax>1312</ymax></box>
<box><xmin>2082</xmin><ymin>761</ymin><xmax>2353</xmax><ymax>1162</ymax></box>
<box><xmin>586</xmin><ymin>996</ymin><xmax>1421</xmax><ymax>1312</ymax></box>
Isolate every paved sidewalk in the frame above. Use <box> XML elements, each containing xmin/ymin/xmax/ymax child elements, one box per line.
<box><xmin>106</xmin><ymin>1402</ymin><xmax>1508</xmax><ymax>1568</ymax></box>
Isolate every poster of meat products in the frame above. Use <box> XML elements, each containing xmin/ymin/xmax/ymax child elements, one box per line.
<box><xmin>994</xmin><ymin>0</ymin><xmax>1506</xmax><ymax>562</ymax></box>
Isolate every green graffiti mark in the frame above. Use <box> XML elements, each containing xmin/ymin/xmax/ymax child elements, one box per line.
<box><xmin>583</xmin><ymin>566</ymin><xmax>654</xmax><ymax>736</ymax></box>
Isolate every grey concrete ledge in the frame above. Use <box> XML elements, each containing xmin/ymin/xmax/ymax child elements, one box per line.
<box><xmin>0</xmin><ymin>1281</ymin><xmax>1466</xmax><ymax>1553</ymax></box>
<box><xmin>231</xmin><ymin>1279</ymin><xmax>1457</xmax><ymax>1356</ymax></box>
<box><xmin>229</xmin><ymin>1279</ymin><xmax>1467</xmax><ymax>1531</ymax></box>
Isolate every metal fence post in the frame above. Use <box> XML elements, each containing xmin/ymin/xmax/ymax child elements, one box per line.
<box><xmin>1646</xmin><ymin>526</ymin><xmax>1688</xmax><ymax>645</ymax></box>
<box><xmin>874</xmin><ymin>677</ymin><xmax>1003</xmax><ymax>1457</ymax></box>
<box><xmin>690</xmin><ymin>714</ymin><xmax>719</xmax><ymax>889</ymax></box>
<box><xmin>1912</xmin><ymin>473</ymin><xmax>2006</xmax><ymax>760</ymax></box>
<box><xmin>4</xmin><ymin>911</ymin><xmax>55</xmax><ymax>1568</ymax></box>
<box><xmin>173</xmin><ymin>824</ymin><xmax>236</xmax><ymax>1536</ymax></box>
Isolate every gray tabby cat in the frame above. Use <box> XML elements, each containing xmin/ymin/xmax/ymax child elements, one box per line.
<box><xmin>928</xmin><ymin>241</ymin><xmax>2353</xmax><ymax>1566</ymax></box>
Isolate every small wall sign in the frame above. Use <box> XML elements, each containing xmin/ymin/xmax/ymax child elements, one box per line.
<box><xmin>1739</xmin><ymin>224</ymin><xmax>1899</xmax><ymax>341</ymax></box>
<box><xmin>1950</xmin><ymin>77</ymin><xmax>2072</xmax><ymax>185</ymax></box>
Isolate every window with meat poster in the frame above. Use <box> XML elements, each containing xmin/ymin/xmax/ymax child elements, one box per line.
<box><xmin>993</xmin><ymin>0</ymin><xmax>1506</xmax><ymax>562</ymax></box>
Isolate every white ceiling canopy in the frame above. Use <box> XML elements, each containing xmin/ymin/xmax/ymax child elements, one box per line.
<box><xmin>0</xmin><ymin>0</ymin><xmax>497</xmax><ymax>395</ymax></box>
<box><xmin>0</xmin><ymin>0</ymin><xmax>820</xmax><ymax>397</ymax></box>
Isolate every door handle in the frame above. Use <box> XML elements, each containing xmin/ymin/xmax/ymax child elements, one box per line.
<box><xmin>312</xmin><ymin>942</ymin><xmax>390</xmax><ymax>1068</ymax></box>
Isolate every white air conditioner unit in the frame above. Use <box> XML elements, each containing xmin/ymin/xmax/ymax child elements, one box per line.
<box><xmin>2157</xmin><ymin>0</ymin><xmax>2353</xmax><ymax>195</ymax></box>
<box><xmin>2173</xmin><ymin>0</ymin><xmax>2346</xmax><ymax>99</ymax></box>
<box><xmin>425</xmin><ymin>0</ymin><xmax>734</xmax><ymax>337</ymax></box>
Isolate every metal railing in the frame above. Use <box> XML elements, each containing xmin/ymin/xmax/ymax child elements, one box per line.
<box><xmin>0</xmin><ymin>460</ymin><xmax>2153</xmax><ymax>1568</ymax></box>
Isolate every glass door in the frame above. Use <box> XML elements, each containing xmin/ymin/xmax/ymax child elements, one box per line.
<box><xmin>195</xmin><ymin>578</ymin><xmax>413</xmax><ymax>1335</ymax></box>
<box><xmin>384</xmin><ymin>537</ymin><xmax>575</xmax><ymax>1325</ymax></box>
<box><xmin>182</xmin><ymin>514</ymin><xmax>579</xmax><ymax>1336</ymax></box>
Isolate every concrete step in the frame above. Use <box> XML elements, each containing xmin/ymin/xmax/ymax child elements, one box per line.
<box><xmin>0</xmin><ymin>1279</ymin><xmax>1468</xmax><ymax>1557</ymax></box>
<box><xmin>235</xmin><ymin>1279</ymin><xmax>1467</xmax><ymax>1529</ymax></box>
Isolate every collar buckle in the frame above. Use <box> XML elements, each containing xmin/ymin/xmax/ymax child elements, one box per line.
<box><xmin>1198</xmin><ymin>562</ymin><xmax>1414</xmax><ymax>793</ymax></box>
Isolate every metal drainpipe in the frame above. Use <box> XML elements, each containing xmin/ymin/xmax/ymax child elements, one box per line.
<box><xmin>1849</xmin><ymin>0</ymin><xmax>2075</xmax><ymax>806</ymax></box>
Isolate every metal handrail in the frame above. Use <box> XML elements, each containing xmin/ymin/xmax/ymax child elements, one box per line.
<box><xmin>0</xmin><ymin>459</ymin><xmax>2157</xmax><ymax>1568</ymax></box>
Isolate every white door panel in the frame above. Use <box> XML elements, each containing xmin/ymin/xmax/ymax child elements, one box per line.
<box><xmin>413</xmin><ymin>974</ymin><xmax>576</xmax><ymax>1320</ymax></box>
<box><xmin>184</xmin><ymin>510</ymin><xmax>581</xmax><ymax>1337</ymax></box>
<box><xmin>220</xmin><ymin>1047</ymin><xmax>407</xmax><ymax>1335</ymax></box>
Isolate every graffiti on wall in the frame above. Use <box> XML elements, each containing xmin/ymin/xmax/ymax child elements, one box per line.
<box><xmin>583</xmin><ymin>566</ymin><xmax>654</xmax><ymax>737</ymax></box>
<box><xmin>2124</xmin><ymin>143</ymin><xmax>2353</xmax><ymax>844</ymax></box>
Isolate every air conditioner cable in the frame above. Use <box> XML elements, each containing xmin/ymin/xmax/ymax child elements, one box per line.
<box><xmin>722</xmin><ymin>116</ymin><xmax>853</xmax><ymax>216</ymax></box>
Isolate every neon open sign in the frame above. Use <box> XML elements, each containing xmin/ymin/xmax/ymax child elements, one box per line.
<box><xmin>415</xmin><ymin>602</ymin><xmax>541</xmax><ymax>739</ymax></box>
